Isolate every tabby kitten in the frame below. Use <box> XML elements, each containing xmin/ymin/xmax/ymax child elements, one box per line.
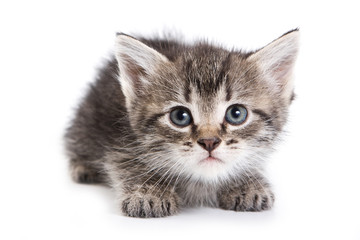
<box><xmin>65</xmin><ymin>30</ymin><xmax>299</xmax><ymax>218</ymax></box>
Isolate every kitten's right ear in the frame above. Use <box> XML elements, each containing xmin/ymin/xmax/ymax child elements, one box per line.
<box><xmin>114</xmin><ymin>33</ymin><xmax>170</xmax><ymax>108</ymax></box>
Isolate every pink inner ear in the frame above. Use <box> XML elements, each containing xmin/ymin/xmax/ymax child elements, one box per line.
<box><xmin>274</xmin><ymin>64</ymin><xmax>289</xmax><ymax>82</ymax></box>
<box><xmin>122</xmin><ymin>54</ymin><xmax>147</xmax><ymax>93</ymax></box>
<box><xmin>271</xmin><ymin>57</ymin><xmax>294</xmax><ymax>88</ymax></box>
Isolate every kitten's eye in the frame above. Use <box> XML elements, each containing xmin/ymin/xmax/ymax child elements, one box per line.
<box><xmin>225</xmin><ymin>105</ymin><xmax>248</xmax><ymax>125</ymax></box>
<box><xmin>170</xmin><ymin>107</ymin><xmax>192</xmax><ymax>127</ymax></box>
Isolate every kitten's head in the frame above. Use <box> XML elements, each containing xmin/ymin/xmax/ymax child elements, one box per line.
<box><xmin>115</xmin><ymin>30</ymin><xmax>299</xmax><ymax>183</ymax></box>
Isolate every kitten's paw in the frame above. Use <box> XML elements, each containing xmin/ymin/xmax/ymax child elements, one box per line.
<box><xmin>121</xmin><ymin>188</ymin><xmax>180</xmax><ymax>218</ymax></box>
<box><xmin>218</xmin><ymin>182</ymin><xmax>274</xmax><ymax>212</ymax></box>
<box><xmin>70</xmin><ymin>163</ymin><xmax>103</xmax><ymax>184</ymax></box>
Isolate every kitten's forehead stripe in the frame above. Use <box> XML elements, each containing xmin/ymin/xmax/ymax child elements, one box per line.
<box><xmin>181</xmin><ymin>45</ymin><xmax>233</xmax><ymax>98</ymax></box>
<box><xmin>216</xmin><ymin>53</ymin><xmax>231</xmax><ymax>89</ymax></box>
<box><xmin>184</xmin><ymin>81</ymin><xmax>191</xmax><ymax>102</ymax></box>
<box><xmin>225</xmin><ymin>85</ymin><xmax>232</xmax><ymax>101</ymax></box>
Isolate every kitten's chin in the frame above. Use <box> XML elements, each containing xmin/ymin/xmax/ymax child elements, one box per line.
<box><xmin>181</xmin><ymin>151</ymin><xmax>246</xmax><ymax>183</ymax></box>
<box><xmin>190</xmin><ymin>155</ymin><xmax>233</xmax><ymax>182</ymax></box>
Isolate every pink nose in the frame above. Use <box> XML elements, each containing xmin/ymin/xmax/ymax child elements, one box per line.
<box><xmin>197</xmin><ymin>137</ymin><xmax>222</xmax><ymax>152</ymax></box>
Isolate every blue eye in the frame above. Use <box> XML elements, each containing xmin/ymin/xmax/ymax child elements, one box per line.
<box><xmin>170</xmin><ymin>108</ymin><xmax>192</xmax><ymax>127</ymax></box>
<box><xmin>225</xmin><ymin>105</ymin><xmax>248</xmax><ymax>125</ymax></box>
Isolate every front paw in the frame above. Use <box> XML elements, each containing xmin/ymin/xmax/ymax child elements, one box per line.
<box><xmin>218</xmin><ymin>182</ymin><xmax>274</xmax><ymax>212</ymax></box>
<box><xmin>121</xmin><ymin>188</ymin><xmax>180</xmax><ymax>218</ymax></box>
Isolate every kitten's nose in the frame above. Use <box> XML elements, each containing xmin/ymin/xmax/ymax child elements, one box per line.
<box><xmin>197</xmin><ymin>137</ymin><xmax>222</xmax><ymax>152</ymax></box>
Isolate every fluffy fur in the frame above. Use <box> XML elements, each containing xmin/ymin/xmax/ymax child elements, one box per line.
<box><xmin>65</xmin><ymin>30</ymin><xmax>299</xmax><ymax>217</ymax></box>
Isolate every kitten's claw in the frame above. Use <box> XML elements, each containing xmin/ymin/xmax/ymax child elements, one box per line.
<box><xmin>121</xmin><ymin>189</ymin><xmax>180</xmax><ymax>218</ymax></box>
<box><xmin>217</xmin><ymin>181</ymin><xmax>274</xmax><ymax>212</ymax></box>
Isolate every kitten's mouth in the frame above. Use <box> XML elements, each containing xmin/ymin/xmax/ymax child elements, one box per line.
<box><xmin>200</xmin><ymin>155</ymin><xmax>223</xmax><ymax>164</ymax></box>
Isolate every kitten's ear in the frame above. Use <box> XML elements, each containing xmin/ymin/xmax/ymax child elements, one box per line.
<box><xmin>249</xmin><ymin>29</ymin><xmax>299</xmax><ymax>101</ymax></box>
<box><xmin>114</xmin><ymin>33</ymin><xmax>170</xmax><ymax>108</ymax></box>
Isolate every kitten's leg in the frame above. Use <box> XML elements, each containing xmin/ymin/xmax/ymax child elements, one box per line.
<box><xmin>70</xmin><ymin>158</ymin><xmax>106</xmax><ymax>184</ymax></box>
<box><xmin>104</xmin><ymin>153</ymin><xmax>182</xmax><ymax>217</ymax></box>
<box><xmin>217</xmin><ymin>172</ymin><xmax>274</xmax><ymax>211</ymax></box>
<box><xmin>65</xmin><ymin>118</ymin><xmax>110</xmax><ymax>185</ymax></box>
<box><xmin>106</xmin><ymin>165</ymin><xmax>182</xmax><ymax>218</ymax></box>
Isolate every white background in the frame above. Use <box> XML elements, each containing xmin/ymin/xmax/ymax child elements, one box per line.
<box><xmin>1</xmin><ymin>0</ymin><xmax>359</xmax><ymax>239</ymax></box>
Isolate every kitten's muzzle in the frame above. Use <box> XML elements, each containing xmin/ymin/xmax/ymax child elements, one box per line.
<box><xmin>197</xmin><ymin>137</ymin><xmax>221</xmax><ymax>153</ymax></box>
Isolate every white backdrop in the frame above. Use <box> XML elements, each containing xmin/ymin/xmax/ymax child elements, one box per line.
<box><xmin>1</xmin><ymin>0</ymin><xmax>359</xmax><ymax>239</ymax></box>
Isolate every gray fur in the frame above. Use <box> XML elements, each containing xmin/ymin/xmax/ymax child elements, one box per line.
<box><xmin>65</xmin><ymin>30</ymin><xmax>299</xmax><ymax>217</ymax></box>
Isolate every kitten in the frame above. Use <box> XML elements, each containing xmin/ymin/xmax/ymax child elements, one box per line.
<box><xmin>65</xmin><ymin>30</ymin><xmax>299</xmax><ymax>217</ymax></box>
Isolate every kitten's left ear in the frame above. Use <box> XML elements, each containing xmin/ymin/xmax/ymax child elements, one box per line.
<box><xmin>249</xmin><ymin>29</ymin><xmax>299</xmax><ymax>101</ymax></box>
